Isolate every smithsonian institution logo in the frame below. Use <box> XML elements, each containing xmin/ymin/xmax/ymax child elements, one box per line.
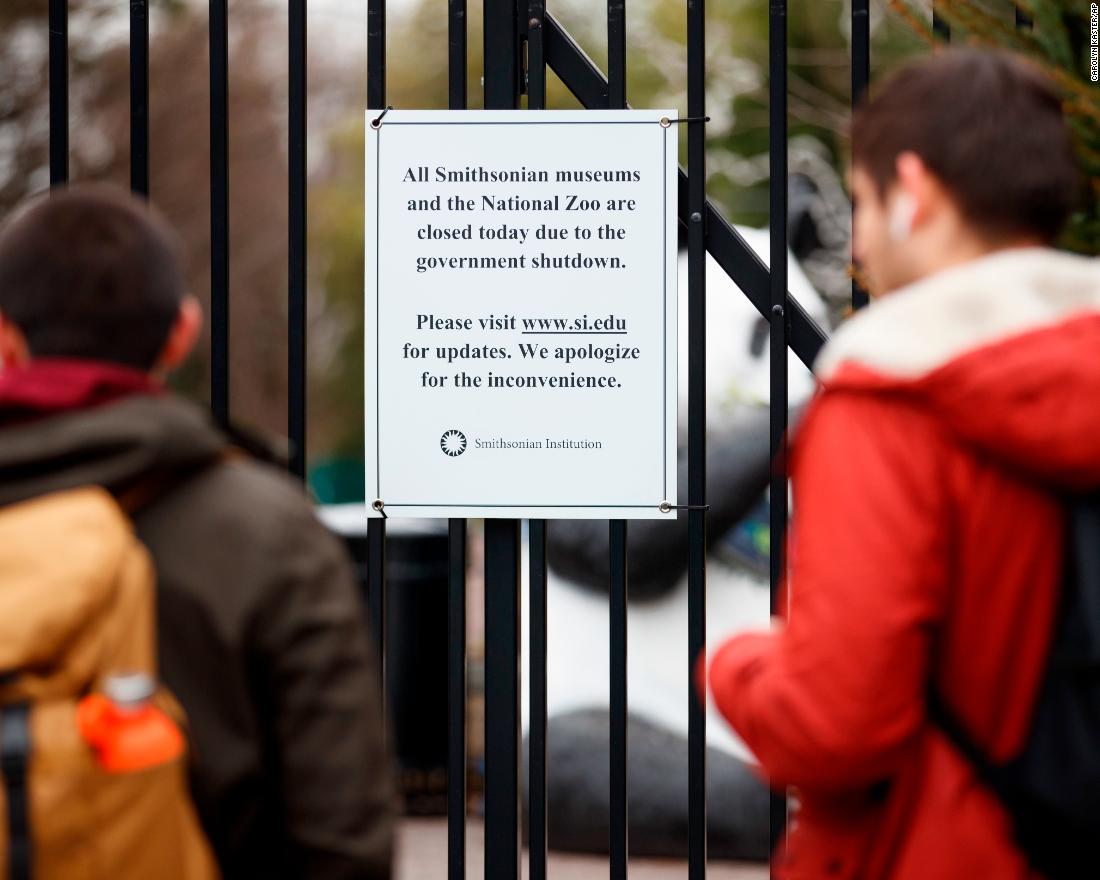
<box><xmin>440</xmin><ymin>430</ymin><xmax>603</xmax><ymax>455</ymax></box>
<box><xmin>440</xmin><ymin>430</ymin><xmax>467</xmax><ymax>457</ymax></box>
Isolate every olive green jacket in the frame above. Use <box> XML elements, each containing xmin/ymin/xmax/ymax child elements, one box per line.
<box><xmin>0</xmin><ymin>394</ymin><xmax>395</xmax><ymax>880</ymax></box>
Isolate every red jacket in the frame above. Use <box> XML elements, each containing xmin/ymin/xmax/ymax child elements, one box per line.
<box><xmin>707</xmin><ymin>247</ymin><xmax>1100</xmax><ymax>879</ymax></box>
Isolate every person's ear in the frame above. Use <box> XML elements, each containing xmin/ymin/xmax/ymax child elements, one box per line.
<box><xmin>0</xmin><ymin>313</ymin><xmax>31</xmax><ymax>369</ymax></box>
<box><xmin>154</xmin><ymin>296</ymin><xmax>203</xmax><ymax>374</ymax></box>
<box><xmin>892</xmin><ymin>151</ymin><xmax>940</xmax><ymax>234</ymax></box>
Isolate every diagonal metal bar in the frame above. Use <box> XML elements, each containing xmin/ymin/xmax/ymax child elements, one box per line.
<box><xmin>544</xmin><ymin>13</ymin><xmax>828</xmax><ymax>370</ymax></box>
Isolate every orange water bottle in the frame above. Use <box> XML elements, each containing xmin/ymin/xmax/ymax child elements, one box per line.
<box><xmin>77</xmin><ymin>672</ymin><xmax>185</xmax><ymax>773</ymax></box>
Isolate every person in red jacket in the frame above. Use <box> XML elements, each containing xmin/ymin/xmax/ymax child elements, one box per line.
<box><xmin>704</xmin><ymin>49</ymin><xmax>1097</xmax><ymax>879</ymax></box>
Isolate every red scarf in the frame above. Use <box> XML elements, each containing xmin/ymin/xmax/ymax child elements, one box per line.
<box><xmin>0</xmin><ymin>359</ymin><xmax>162</xmax><ymax>425</ymax></box>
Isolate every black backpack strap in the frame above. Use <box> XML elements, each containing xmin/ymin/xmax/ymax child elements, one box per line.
<box><xmin>1</xmin><ymin>703</ymin><xmax>32</xmax><ymax>880</ymax></box>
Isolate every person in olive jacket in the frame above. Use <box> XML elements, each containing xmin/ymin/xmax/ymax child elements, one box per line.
<box><xmin>0</xmin><ymin>184</ymin><xmax>396</xmax><ymax>879</ymax></box>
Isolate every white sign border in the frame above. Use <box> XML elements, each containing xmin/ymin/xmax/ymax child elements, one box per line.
<box><xmin>364</xmin><ymin>109</ymin><xmax>679</xmax><ymax>520</ymax></box>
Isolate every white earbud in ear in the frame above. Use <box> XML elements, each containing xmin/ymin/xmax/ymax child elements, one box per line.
<box><xmin>889</xmin><ymin>195</ymin><xmax>917</xmax><ymax>242</ymax></box>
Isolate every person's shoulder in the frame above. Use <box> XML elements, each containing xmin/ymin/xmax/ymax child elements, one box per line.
<box><xmin>793</xmin><ymin>385</ymin><xmax>955</xmax><ymax>477</ymax></box>
<box><xmin>185</xmin><ymin>454</ymin><xmax>327</xmax><ymax>536</ymax></box>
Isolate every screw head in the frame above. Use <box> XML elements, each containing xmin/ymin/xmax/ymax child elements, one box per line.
<box><xmin>659</xmin><ymin>500</ymin><xmax>673</xmax><ymax>513</ymax></box>
<box><xmin>771</xmin><ymin>304</ymin><xmax>784</xmax><ymax>316</ymax></box>
<box><xmin>690</xmin><ymin>211</ymin><xmax>702</xmax><ymax>223</ymax></box>
<box><xmin>371</xmin><ymin>498</ymin><xmax>385</xmax><ymax>512</ymax></box>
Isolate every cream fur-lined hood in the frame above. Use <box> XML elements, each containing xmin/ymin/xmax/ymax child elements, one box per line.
<box><xmin>813</xmin><ymin>246</ymin><xmax>1100</xmax><ymax>486</ymax></box>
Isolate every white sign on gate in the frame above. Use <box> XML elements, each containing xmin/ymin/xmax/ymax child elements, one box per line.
<box><xmin>365</xmin><ymin>109</ymin><xmax>678</xmax><ymax>519</ymax></box>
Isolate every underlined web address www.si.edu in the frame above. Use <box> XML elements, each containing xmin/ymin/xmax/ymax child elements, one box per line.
<box><xmin>416</xmin><ymin>314</ymin><xmax>630</xmax><ymax>333</ymax></box>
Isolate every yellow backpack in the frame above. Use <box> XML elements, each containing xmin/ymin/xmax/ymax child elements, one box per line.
<box><xmin>0</xmin><ymin>487</ymin><xmax>217</xmax><ymax>880</ymax></box>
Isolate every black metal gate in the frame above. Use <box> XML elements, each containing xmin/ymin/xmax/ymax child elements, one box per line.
<box><xmin>41</xmin><ymin>1</ymin><xmax>1002</xmax><ymax>877</ymax></box>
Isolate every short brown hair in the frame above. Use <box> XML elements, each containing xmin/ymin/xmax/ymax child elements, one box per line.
<box><xmin>0</xmin><ymin>184</ymin><xmax>186</xmax><ymax>370</ymax></box>
<box><xmin>851</xmin><ymin>48</ymin><xmax>1080</xmax><ymax>244</ymax></box>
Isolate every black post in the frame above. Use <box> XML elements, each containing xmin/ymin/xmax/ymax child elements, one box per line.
<box><xmin>366</xmin><ymin>0</ymin><xmax>388</xmax><ymax>719</ymax></box>
<box><xmin>769</xmin><ymin>0</ymin><xmax>790</xmax><ymax>870</ymax></box>
<box><xmin>609</xmin><ymin>520</ymin><xmax>628</xmax><ymax>878</ymax></box>
<box><xmin>525</xmin><ymin>8</ymin><xmax>548</xmax><ymax>879</ymax></box>
<box><xmin>687</xmin><ymin>0</ymin><xmax>707</xmax><ymax>874</ymax></box>
<box><xmin>288</xmin><ymin>0</ymin><xmax>307</xmax><ymax>481</ymax></box>
<box><xmin>447</xmin><ymin>3</ymin><xmax>467</xmax><ymax>877</ymax></box>
<box><xmin>210</xmin><ymin>0</ymin><xmax>229</xmax><ymax>424</ymax></box>
<box><xmin>851</xmin><ymin>0</ymin><xmax>869</xmax><ymax>311</ymax></box>
<box><xmin>447</xmin><ymin>519</ymin><xmax>467</xmax><ymax>880</ymax></box>
<box><xmin>49</xmin><ymin>0</ymin><xmax>68</xmax><ymax>185</ymax></box>
<box><xmin>483</xmin><ymin>521</ymin><xmax>521</xmax><ymax>880</ymax></box>
<box><xmin>130</xmin><ymin>0</ymin><xmax>149</xmax><ymax>196</ymax></box>
<box><xmin>368</xmin><ymin>514</ymin><xmax>387</xmax><ymax>704</ymax></box>
<box><xmin>528</xmin><ymin>519</ymin><xmax>548</xmax><ymax>880</ymax></box>
<box><xmin>367</xmin><ymin>0</ymin><xmax>386</xmax><ymax>113</ymax></box>
<box><xmin>483</xmin><ymin>3</ymin><xmax>522</xmax><ymax>878</ymax></box>
<box><xmin>449</xmin><ymin>0</ymin><xmax>467</xmax><ymax>112</ymax></box>
<box><xmin>607</xmin><ymin>5</ymin><xmax>629</xmax><ymax>878</ymax></box>
<box><xmin>527</xmin><ymin>0</ymin><xmax>546</xmax><ymax>112</ymax></box>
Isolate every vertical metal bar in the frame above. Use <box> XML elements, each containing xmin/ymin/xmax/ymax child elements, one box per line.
<box><xmin>49</xmin><ymin>0</ymin><xmax>68</xmax><ymax>185</ymax></box>
<box><xmin>485</xmin><ymin>0</ymin><xmax>520</xmax><ymax>109</ymax></box>
<box><xmin>449</xmin><ymin>0</ymin><xmax>467</xmax><ymax>112</ymax></box>
<box><xmin>851</xmin><ymin>0</ymin><xmax>869</xmax><ymax>312</ymax></box>
<box><xmin>367</xmin><ymin>518</ymin><xmax>387</xmax><ymax>702</ymax></box>
<box><xmin>130</xmin><ymin>0</ymin><xmax>150</xmax><ymax>196</ymax></box>
<box><xmin>447</xmin><ymin>5</ymin><xmax>467</xmax><ymax>878</ymax></box>
<box><xmin>366</xmin><ymin>0</ymin><xmax>388</xmax><ymax>732</ymax></box>
<box><xmin>368</xmin><ymin>0</ymin><xmax>386</xmax><ymax>112</ymax></box>
<box><xmin>210</xmin><ymin>0</ymin><xmax>229</xmax><ymax>425</ymax></box>
<box><xmin>769</xmin><ymin>0</ymin><xmax>789</xmax><ymax>872</ymax></box>
<box><xmin>607</xmin><ymin>5</ymin><xmax>629</xmax><ymax>877</ymax></box>
<box><xmin>527</xmin><ymin>0</ymin><xmax>546</xmax><ymax>111</ymax></box>
<box><xmin>609</xmin><ymin>520</ymin><xmax>628</xmax><ymax>879</ymax></box>
<box><xmin>607</xmin><ymin>0</ymin><xmax>626</xmax><ymax>111</ymax></box>
<box><xmin>483</xmin><ymin>520</ymin><xmax>521</xmax><ymax>880</ymax></box>
<box><xmin>932</xmin><ymin>4</ymin><xmax>949</xmax><ymax>40</ymax></box>
<box><xmin>524</xmin><ymin>9</ymin><xmax>548</xmax><ymax>880</ymax></box>
<box><xmin>687</xmin><ymin>0</ymin><xmax>707</xmax><ymax>873</ymax></box>
<box><xmin>447</xmin><ymin>519</ymin><xmax>467</xmax><ymax>880</ymax></box>
<box><xmin>288</xmin><ymin>0</ymin><xmax>307</xmax><ymax>480</ymax></box>
<box><xmin>483</xmin><ymin>8</ymin><xmax>522</xmax><ymax>877</ymax></box>
<box><xmin>528</xmin><ymin>519</ymin><xmax>548</xmax><ymax>880</ymax></box>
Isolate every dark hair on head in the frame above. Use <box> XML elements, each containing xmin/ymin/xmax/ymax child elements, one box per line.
<box><xmin>851</xmin><ymin>48</ymin><xmax>1080</xmax><ymax>244</ymax></box>
<box><xmin>0</xmin><ymin>183</ymin><xmax>187</xmax><ymax>370</ymax></box>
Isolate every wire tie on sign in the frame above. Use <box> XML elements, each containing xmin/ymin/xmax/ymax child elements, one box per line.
<box><xmin>371</xmin><ymin>498</ymin><xmax>388</xmax><ymax>519</ymax></box>
<box><xmin>658</xmin><ymin>501</ymin><xmax>711</xmax><ymax>513</ymax></box>
<box><xmin>659</xmin><ymin>115</ymin><xmax>710</xmax><ymax>128</ymax></box>
<box><xmin>370</xmin><ymin>106</ymin><xmax>393</xmax><ymax>129</ymax></box>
